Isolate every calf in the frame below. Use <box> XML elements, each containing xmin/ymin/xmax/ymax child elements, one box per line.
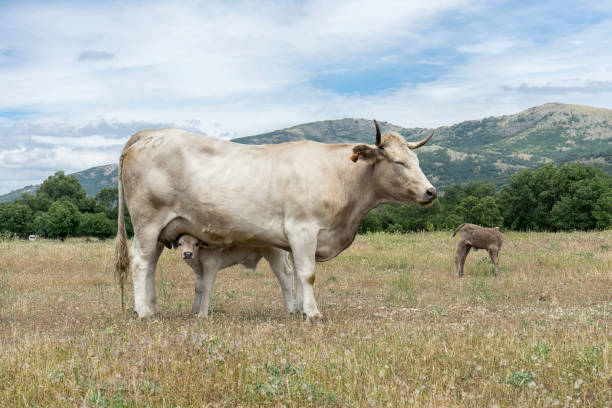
<box><xmin>177</xmin><ymin>234</ymin><xmax>294</xmax><ymax>317</ymax></box>
<box><xmin>453</xmin><ymin>223</ymin><xmax>503</xmax><ymax>277</ymax></box>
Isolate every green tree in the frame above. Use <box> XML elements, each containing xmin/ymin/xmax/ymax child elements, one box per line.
<box><xmin>46</xmin><ymin>200</ymin><xmax>80</xmax><ymax>240</ymax></box>
<box><xmin>0</xmin><ymin>203</ymin><xmax>33</xmax><ymax>237</ymax></box>
<box><xmin>499</xmin><ymin>164</ymin><xmax>611</xmax><ymax>231</ymax></box>
<box><xmin>95</xmin><ymin>188</ymin><xmax>118</xmax><ymax>212</ymax></box>
<box><xmin>39</xmin><ymin>171</ymin><xmax>86</xmax><ymax>203</ymax></box>
<box><xmin>471</xmin><ymin>196</ymin><xmax>503</xmax><ymax>227</ymax></box>
<box><xmin>593</xmin><ymin>193</ymin><xmax>612</xmax><ymax>229</ymax></box>
<box><xmin>79</xmin><ymin>212</ymin><xmax>115</xmax><ymax>239</ymax></box>
<box><xmin>15</xmin><ymin>192</ymin><xmax>52</xmax><ymax>213</ymax></box>
<box><xmin>32</xmin><ymin>212</ymin><xmax>49</xmax><ymax>237</ymax></box>
<box><xmin>359</xmin><ymin>210</ymin><xmax>383</xmax><ymax>233</ymax></box>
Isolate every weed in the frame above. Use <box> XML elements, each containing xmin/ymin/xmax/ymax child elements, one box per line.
<box><xmin>535</xmin><ymin>344</ymin><xmax>550</xmax><ymax>358</ymax></box>
<box><xmin>246</xmin><ymin>363</ymin><xmax>338</xmax><ymax>405</ymax></box>
<box><xmin>506</xmin><ymin>371</ymin><xmax>535</xmax><ymax>388</ymax></box>
<box><xmin>88</xmin><ymin>387</ymin><xmax>130</xmax><ymax>408</ymax></box>
<box><xmin>469</xmin><ymin>279</ymin><xmax>498</xmax><ymax>302</ymax></box>
<box><xmin>389</xmin><ymin>266</ymin><xmax>417</xmax><ymax>306</ymax></box>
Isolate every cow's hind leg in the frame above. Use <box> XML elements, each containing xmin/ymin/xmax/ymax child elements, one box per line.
<box><xmin>454</xmin><ymin>240</ymin><xmax>471</xmax><ymax>277</ymax></box>
<box><xmin>131</xmin><ymin>228</ymin><xmax>164</xmax><ymax>318</ymax></box>
<box><xmin>260</xmin><ymin>248</ymin><xmax>295</xmax><ymax>314</ymax></box>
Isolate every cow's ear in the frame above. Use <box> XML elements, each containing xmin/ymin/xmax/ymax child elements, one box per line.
<box><xmin>164</xmin><ymin>241</ymin><xmax>172</xmax><ymax>249</ymax></box>
<box><xmin>350</xmin><ymin>145</ymin><xmax>379</xmax><ymax>162</ymax></box>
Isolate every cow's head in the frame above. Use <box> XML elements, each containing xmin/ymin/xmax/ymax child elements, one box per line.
<box><xmin>351</xmin><ymin>120</ymin><xmax>436</xmax><ymax>206</ymax></box>
<box><xmin>177</xmin><ymin>234</ymin><xmax>205</xmax><ymax>262</ymax></box>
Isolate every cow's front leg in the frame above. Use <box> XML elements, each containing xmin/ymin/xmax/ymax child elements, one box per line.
<box><xmin>196</xmin><ymin>262</ymin><xmax>221</xmax><ymax>318</ymax></box>
<box><xmin>288</xmin><ymin>229</ymin><xmax>321</xmax><ymax>324</ymax></box>
<box><xmin>131</xmin><ymin>232</ymin><xmax>164</xmax><ymax>318</ymax></box>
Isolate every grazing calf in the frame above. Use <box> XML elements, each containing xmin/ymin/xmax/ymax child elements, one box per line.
<box><xmin>177</xmin><ymin>234</ymin><xmax>294</xmax><ymax>317</ymax></box>
<box><xmin>453</xmin><ymin>223</ymin><xmax>503</xmax><ymax>277</ymax></box>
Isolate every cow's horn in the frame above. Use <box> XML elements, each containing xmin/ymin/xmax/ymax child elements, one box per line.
<box><xmin>374</xmin><ymin>119</ymin><xmax>381</xmax><ymax>146</ymax></box>
<box><xmin>406</xmin><ymin>130</ymin><xmax>434</xmax><ymax>149</ymax></box>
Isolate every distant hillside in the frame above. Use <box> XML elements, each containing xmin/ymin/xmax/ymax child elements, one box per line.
<box><xmin>234</xmin><ymin>103</ymin><xmax>612</xmax><ymax>187</ymax></box>
<box><xmin>1</xmin><ymin>103</ymin><xmax>610</xmax><ymax>202</ymax></box>
<box><xmin>0</xmin><ymin>164</ymin><xmax>118</xmax><ymax>202</ymax></box>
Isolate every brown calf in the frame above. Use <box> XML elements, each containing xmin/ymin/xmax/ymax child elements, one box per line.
<box><xmin>453</xmin><ymin>223</ymin><xmax>503</xmax><ymax>277</ymax></box>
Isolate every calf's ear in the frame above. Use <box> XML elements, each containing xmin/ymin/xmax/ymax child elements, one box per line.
<box><xmin>350</xmin><ymin>145</ymin><xmax>378</xmax><ymax>162</ymax></box>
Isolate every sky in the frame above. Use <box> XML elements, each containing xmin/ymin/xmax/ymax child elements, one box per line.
<box><xmin>1</xmin><ymin>0</ymin><xmax>611</xmax><ymax>194</ymax></box>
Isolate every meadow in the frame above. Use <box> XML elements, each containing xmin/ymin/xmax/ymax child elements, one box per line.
<box><xmin>0</xmin><ymin>231</ymin><xmax>610</xmax><ymax>407</ymax></box>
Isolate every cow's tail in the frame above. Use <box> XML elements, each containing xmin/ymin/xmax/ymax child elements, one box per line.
<box><xmin>452</xmin><ymin>223</ymin><xmax>466</xmax><ymax>237</ymax></box>
<box><xmin>114</xmin><ymin>150</ymin><xmax>130</xmax><ymax>311</ymax></box>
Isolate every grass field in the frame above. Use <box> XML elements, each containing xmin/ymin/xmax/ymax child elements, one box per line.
<box><xmin>0</xmin><ymin>231</ymin><xmax>610</xmax><ymax>407</ymax></box>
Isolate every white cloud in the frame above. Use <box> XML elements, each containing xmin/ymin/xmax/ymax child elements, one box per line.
<box><xmin>0</xmin><ymin>1</ymin><xmax>611</xmax><ymax>194</ymax></box>
<box><xmin>31</xmin><ymin>135</ymin><xmax>127</xmax><ymax>148</ymax></box>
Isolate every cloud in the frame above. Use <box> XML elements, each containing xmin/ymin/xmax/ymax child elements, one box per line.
<box><xmin>77</xmin><ymin>50</ymin><xmax>114</xmax><ymax>61</ymax></box>
<box><xmin>502</xmin><ymin>81</ymin><xmax>612</xmax><ymax>95</ymax></box>
<box><xmin>31</xmin><ymin>134</ymin><xmax>126</xmax><ymax>148</ymax></box>
<box><xmin>0</xmin><ymin>1</ymin><xmax>611</xmax><ymax>194</ymax></box>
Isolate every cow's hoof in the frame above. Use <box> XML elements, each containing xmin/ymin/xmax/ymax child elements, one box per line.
<box><xmin>135</xmin><ymin>307</ymin><xmax>157</xmax><ymax>319</ymax></box>
<box><xmin>305</xmin><ymin>312</ymin><xmax>324</xmax><ymax>325</ymax></box>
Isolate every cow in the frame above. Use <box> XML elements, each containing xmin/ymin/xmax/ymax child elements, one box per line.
<box><xmin>176</xmin><ymin>234</ymin><xmax>294</xmax><ymax>317</ymax></box>
<box><xmin>453</xmin><ymin>223</ymin><xmax>503</xmax><ymax>277</ymax></box>
<box><xmin>115</xmin><ymin>120</ymin><xmax>436</xmax><ymax>323</ymax></box>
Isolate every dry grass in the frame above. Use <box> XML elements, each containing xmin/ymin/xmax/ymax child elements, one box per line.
<box><xmin>1</xmin><ymin>231</ymin><xmax>611</xmax><ymax>407</ymax></box>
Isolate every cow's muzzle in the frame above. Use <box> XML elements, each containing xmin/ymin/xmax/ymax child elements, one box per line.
<box><xmin>419</xmin><ymin>187</ymin><xmax>437</xmax><ymax>206</ymax></box>
<box><xmin>425</xmin><ymin>187</ymin><xmax>437</xmax><ymax>200</ymax></box>
<box><xmin>182</xmin><ymin>251</ymin><xmax>193</xmax><ymax>260</ymax></box>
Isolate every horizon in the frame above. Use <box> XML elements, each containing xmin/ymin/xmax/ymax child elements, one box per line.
<box><xmin>1</xmin><ymin>1</ymin><xmax>612</xmax><ymax>193</ymax></box>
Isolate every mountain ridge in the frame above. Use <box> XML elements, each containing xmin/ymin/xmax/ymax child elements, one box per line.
<box><xmin>1</xmin><ymin>103</ymin><xmax>610</xmax><ymax>202</ymax></box>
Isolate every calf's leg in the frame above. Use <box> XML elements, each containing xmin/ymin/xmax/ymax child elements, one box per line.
<box><xmin>454</xmin><ymin>240</ymin><xmax>471</xmax><ymax>277</ymax></box>
<box><xmin>195</xmin><ymin>259</ymin><xmax>221</xmax><ymax>318</ymax></box>
<box><xmin>189</xmin><ymin>264</ymin><xmax>204</xmax><ymax>314</ymax></box>
<box><xmin>489</xmin><ymin>248</ymin><xmax>500</xmax><ymax>276</ymax></box>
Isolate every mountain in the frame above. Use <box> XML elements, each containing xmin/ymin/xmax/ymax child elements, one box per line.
<box><xmin>0</xmin><ymin>164</ymin><xmax>118</xmax><ymax>202</ymax></box>
<box><xmin>234</xmin><ymin>103</ymin><xmax>612</xmax><ymax>187</ymax></box>
<box><xmin>1</xmin><ymin>103</ymin><xmax>610</xmax><ymax>202</ymax></box>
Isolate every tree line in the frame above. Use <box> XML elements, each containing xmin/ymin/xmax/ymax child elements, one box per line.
<box><xmin>1</xmin><ymin>163</ymin><xmax>610</xmax><ymax>240</ymax></box>
<box><xmin>0</xmin><ymin>171</ymin><xmax>132</xmax><ymax>240</ymax></box>
<box><xmin>360</xmin><ymin>163</ymin><xmax>611</xmax><ymax>233</ymax></box>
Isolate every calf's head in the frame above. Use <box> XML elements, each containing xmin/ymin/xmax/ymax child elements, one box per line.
<box><xmin>177</xmin><ymin>234</ymin><xmax>204</xmax><ymax>261</ymax></box>
<box><xmin>351</xmin><ymin>120</ymin><xmax>437</xmax><ymax>206</ymax></box>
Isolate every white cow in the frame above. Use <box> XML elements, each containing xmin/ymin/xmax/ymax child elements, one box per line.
<box><xmin>115</xmin><ymin>120</ymin><xmax>436</xmax><ymax>323</ymax></box>
<box><xmin>176</xmin><ymin>234</ymin><xmax>294</xmax><ymax>317</ymax></box>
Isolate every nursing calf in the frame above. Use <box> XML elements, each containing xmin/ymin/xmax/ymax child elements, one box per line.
<box><xmin>177</xmin><ymin>234</ymin><xmax>294</xmax><ymax>317</ymax></box>
<box><xmin>453</xmin><ymin>223</ymin><xmax>503</xmax><ymax>277</ymax></box>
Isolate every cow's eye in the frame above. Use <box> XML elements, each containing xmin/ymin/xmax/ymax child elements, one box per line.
<box><xmin>394</xmin><ymin>161</ymin><xmax>407</xmax><ymax>168</ymax></box>
<box><xmin>178</xmin><ymin>243</ymin><xmax>182</xmax><ymax>246</ymax></box>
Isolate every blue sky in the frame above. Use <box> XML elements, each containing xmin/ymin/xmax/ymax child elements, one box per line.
<box><xmin>1</xmin><ymin>0</ymin><xmax>611</xmax><ymax>194</ymax></box>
